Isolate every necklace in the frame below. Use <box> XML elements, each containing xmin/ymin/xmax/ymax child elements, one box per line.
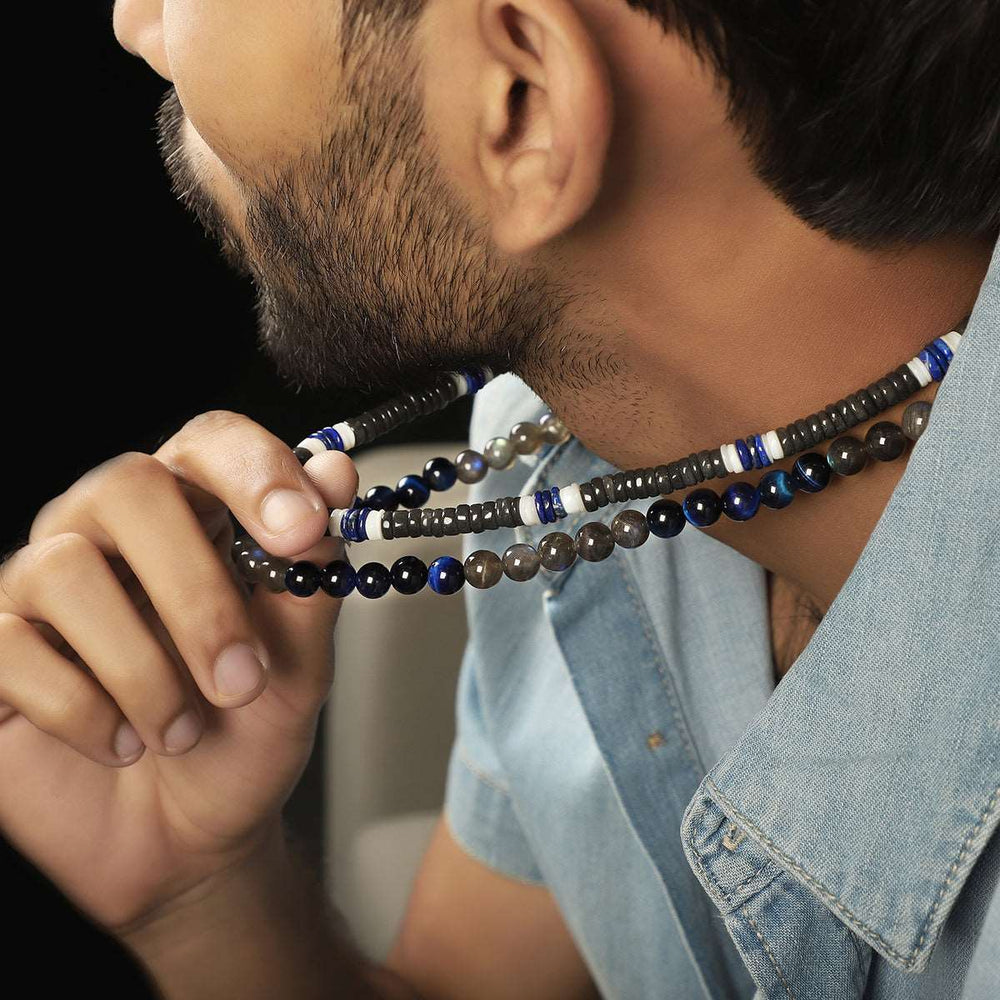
<box><xmin>232</xmin><ymin>323</ymin><xmax>964</xmax><ymax>599</ymax></box>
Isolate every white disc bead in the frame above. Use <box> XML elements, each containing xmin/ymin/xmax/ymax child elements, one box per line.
<box><xmin>328</xmin><ymin>510</ymin><xmax>347</xmax><ymax>537</ymax></box>
<box><xmin>762</xmin><ymin>430</ymin><xmax>784</xmax><ymax>462</ymax></box>
<box><xmin>906</xmin><ymin>357</ymin><xmax>933</xmax><ymax>388</ymax></box>
<box><xmin>560</xmin><ymin>483</ymin><xmax>585</xmax><ymax>515</ymax></box>
<box><xmin>364</xmin><ymin>509</ymin><xmax>384</xmax><ymax>541</ymax></box>
<box><xmin>941</xmin><ymin>330</ymin><xmax>963</xmax><ymax>354</ymax></box>
<box><xmin>331</xmin><ymin>421</ymin><xmax>356</xmax><ymax>451</ymax></box>
<box><xmin>519</xmin><ymin>494</ymin><xmax>541</xmax><ymax>527</ymax></box>
<box><xmin>721</xmin><ymin>442</ymin><xmax>742</xmax><ymax>475</ymax></box>
<box><xmin>448</xmin><ymin>372</ymin><xmax>468</xmax><ymax>397</ymax></box>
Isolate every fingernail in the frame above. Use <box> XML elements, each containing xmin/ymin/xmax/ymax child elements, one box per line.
<box><xmin>260</xmin><ymin>489</ymin><xmax>319</xmax><ymax>534</ymax></box>
<box><xmin>214</xmin><ymin>642</ymin><xmax>266</xmax><ymax>699</ymax></box>
<box><xmin>163</xmin><ymin>709</ymin><xmax>203</xmax><ymax>754</ymax></box>
<box><xmin>114</xmin><ymin>721</ymin><xmax>144</xmax><ymax>761</ymax></box>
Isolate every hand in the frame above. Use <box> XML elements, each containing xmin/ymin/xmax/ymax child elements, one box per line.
<box><xmin>0</xmin><ymin>410</ymin><xmax>358</xmax><ymax>935</ymax></box>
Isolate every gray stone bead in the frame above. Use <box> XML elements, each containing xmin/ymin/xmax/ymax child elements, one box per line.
<box><xmin>538</xmin><ymin>532</ymin><xmax>576</xmax><ymax>572</ymax></box>
<box><xmin>610</xmin><ymin>509</ymin><xmax>649</xmax><ymax>548</ymax></box>
<box><xmin>456</xmin><ymin>449</ymin><xmax>488</xmax><ymax>484</ymax></box>
<box><xmin>539</xmin><ymin>413</ymin><xmax>570</xmax><ymax>444</ymax></box>
<box><xmin>258</xmin><ymin>557</ymin><xmax>291</xmax><ymax>593</ymax></box>
<box><xmin>826</xmin><ymin>435</ymin><xmax>867</xmax><ymax>476</ymax></box>
<box><xmin>902</xmin><ymin>400</ymin><xmax>932</xmax><ymax>440</ymax></box>
<box><xmin>484</xmin><ymin>437</ymin><xmax>516</xmax><ymax>469</ymax></box>
<box><xmin>464</xmin><ymin>549</ymin><xmax>503</xmax><ymax>589</ymax></box>
<box><xmin>575</xmin><ymin>522</ymin><xmax>615</xmax><ymax>562</ymax></box>
<box><xmin>502</xmin><ymin>543</ymin><xmax>541</xmax><ymax>582</ymax></box>
<box><xmin>510</xmin><ymin>421</ymin><xmax>542</xmax><ymax>454</ymax></box>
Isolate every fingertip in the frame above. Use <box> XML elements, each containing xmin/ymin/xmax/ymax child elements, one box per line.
<box><xmin>303</xmin><ymin>452</ymin><xmax>359</xmax><ymax>510</ymax></box>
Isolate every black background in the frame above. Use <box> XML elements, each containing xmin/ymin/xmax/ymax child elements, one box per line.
<box><xmin>4</xmin><ymin>5</ymin><xmax>470</xmax><ymax>990</ymax></box>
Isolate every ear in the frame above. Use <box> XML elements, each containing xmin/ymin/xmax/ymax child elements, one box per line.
<box><xmin>476</xmin><ymin>0</ymin><xmax>613</xmax><ymax>255</ymax></box>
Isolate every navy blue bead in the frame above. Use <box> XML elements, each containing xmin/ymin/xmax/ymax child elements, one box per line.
<box><xmin>682</xmin><ymin>488</ymin><xmax>722</xmax><ymax>527</ymax></box>
<box><xmin>428</xmin><ymin>556</ymin><xmax>465</xmax><ymax>595</ymax></box>
<box><xmin>356</xmin><ymin>562</ymin><xmax>392</xmax><ymax>599</ymax></box>
<box><xmin>791</xmin><ymin>453</ymin><xmax>831</xmax><ymax>493</ymax></box>
<box><xmin>390</xmin><ymin>556</ymin><xmax>428</xmax><ymax>595</ymax></box>
<box><xmin>647</xmin><ymin>498</ymin><xmax>686</xmax><ymax>538</ymax></box>
<box><xmin>423</xmin><ymin>457</ymin><xmax>458</xmax><ymax>491</ymax></box>
<box><xmin>925</xmin><ymin>341</ymin><xmax>950</xmax><ymax>372</ymax></box>
<box><xmin>322</xmin><ymin>427</ymin><xmax>345</xmax><ymax>450</ymax></box>
<box><xmin>721</xmin><ymin>482</ymin><xmax>761</xmax><ymax>521</ymax></box>
<box><xmin>320</xmin><ymin>559</ymin><xmax>356</xmax><ymax>598</ymax></box>
<box><xmin>918</xmin><ymin>347</ymin><xmax>944</xmax><ymax>381</ymax></box>
<box><xmin>285</xmin><ymin>560</ymin><xmax>322</xmax><ymax>597</ymax></box>
<box><xmin>753</xmin><ymin>434</ymin><xmax>772</xmax><ymax>467</ymax></box>
<box><xmin>396</xmin><ymin>474</ymin><xmax>431</xmax><ymax>509</ymax></box>
<box><xmin>550</xmin><ymin>485</ymin><xmax>567</xmax><ymax>520</ymax></box>
<box><xmin>535</xmin><ymin>490</ymin><xmax>554</xmax><ymax>524</ymax></box>
<box><xmin>734</xmin><ymin>439</ymin><xmax>753</xmax><ymax>472</ymax></box>
<box><xmin>759</xmin><ymin>469</ymin><xmax>796</xmax><ymax>509</ymax></box>
<box><xmin>932</xmin><ymin>336</ymin><xmax>953</xmax><ymax>362</ymax></box>
<box><xmin>364</xmin><ymin>485</ymin><xmax>398</xmax><ymax>511</ymax></box>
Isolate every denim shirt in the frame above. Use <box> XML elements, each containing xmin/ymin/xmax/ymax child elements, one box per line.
<box><xmin>443</xmin><ymin>237</ymin><xmax>1000</xmax><ymax>1000</ymax></box>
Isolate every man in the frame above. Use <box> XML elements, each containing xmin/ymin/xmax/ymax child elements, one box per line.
<box><xmin>1</xmin><ymin>0</ymin><xmax>996</xmax><ymax>996</ymax></box>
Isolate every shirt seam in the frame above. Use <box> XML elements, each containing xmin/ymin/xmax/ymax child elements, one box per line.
<box><xmin>455</xmin><ymin>743</ymin><xmax>512</xmax><ymax>796</ymax></box>
<box><xmin>742</xmin><ymin>905</ymin><xmax>796</xmax><ymax>1000</ymax></box>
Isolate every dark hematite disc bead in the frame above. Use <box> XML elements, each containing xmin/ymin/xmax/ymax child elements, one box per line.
<box><xmin>602</xmin><ymin>475</ymin><xmax>618</xmax><ymax>503</ymax></box>
<box><xmin>865</xmin><ymin>421</ymin><xmax>907</xmax><ymax>462</ymax></box>
<box><xmin>835</xmin><ymin>399</ymin><xmax>856</xmax><ymax>429</ymax></box>
<box><xmin>885</xmin><ymin>370</ymin><xmax>909</xmax><ymax>400</ymax></box>
<box><xmin>688</xmin><ymin>453</ymin><xmax>706</xmax><ymax>483</ymax></box>
<box><xmin>356</xmin><ymin>562</ymin><xmax>392</xmax><ymax>599</ymax></box>
<box><xmin>847</xmin><ymin>395</ymin><xmax>870</xmax><ymax>425</ymax></box>
<box><xmin>857</xmin><ymin>389</ymin><xmax>880</xmax><ymax>418</ymax></box>
<box><xmin>420</xmin><ymin>509</ymin><xmax>435</xmax><ymax>536</ymax></box>
<box><xmin>285</xmin><ymin>560</ymin><xmax>322</xmax><ymax>598</ymax></box>
<box><xmin>818</xmin><ymin>412</ymin><xmax>836</xmax><ymax>440</ymax></box>
<box><xmin>612</xmin><ymin>472</ymin><xmax>630</xmax><ymax>503</ymax></box>
<box><xmin>669</xmin><ymin>464</ymin><xmax>686</xmax><ymax>491</ymax></box>
<box><xmin>390</xmin><ymin>556</ymin><xmax>428</xmax><ymax>595</ymax></box>
<box><xmin>698</xmin><ymin>450</ymin><xmax>716</xmax><ymax>480</ymax></box>
<box><xmin>654</xmin><ymin>466</ymin><xmax>673</xmax><ymax>494</ymax></box>
<box><xmin>481</xmin><ymin>502</ymin><xmax>498</xmax><ymax>530</ymax></box>
<box><xmin>646</xmin><ymin>498</ymin><xmax>685</xmax><ymax>537</ymax></box>
<box><xmin>258</xmin><ymin>557</ymin><xmax>291</xmax><ymax>593</ymax></box>
<box><xmin>680</xmin><ymin>457</ymin><xmax>700</xmax><ymax>486</ymax></box>
<box><xmin>579</xmin><ymin>482</ymin><xmax>599</xmax><ymax>512</ymax></box>
<box><xmin>464</xmin><ymin>550</ymin><xmax>503</xmax><ymax>589</ymax></box>
<box><xmin>364</xmin><ymin>485</ymin><xmax>398</xmax><ymax>511</ymax></box>
<box><xmin>320</xmin><ymin>559</ymin><xmax>357</xmax><ymax>598</ymax></box>
<box><xmin>827</xmin><ymin>435</ymin><xmax>867</xmax><ymax>476</ymax></box>
<box><xmin>759</xmin><ymin>469</ymin><xmax>796</xmax><ymax>509</ymax></box>
<box><xmin>683</xmin><ymin>488</ymin><xmax>722</xmax><ymax>527</ymax></box>
<box><xmin>867</xmin><ymin>382</ymin><xmax>890</xmax><ymax>411</ymax></box>
<box><xmin>502</xmin><ymin>543</ymin><xmax>540</xmax><ymax>582</ymax></box>
<box><xmin>825</xmin><ymin>406</ymin><xmax>847</xmax><ymax>433</ymax></box>
<box><xmin>791</xmin><ymin>452</ymin><xmax>832</xmax><ymax>493</ymax></box>
<box><xmin>396</xmin><ymin>474</ymin><xmax>431</xmax><ymax>509</ymax></box>
<box><xmin>721</xmin><ymin>482</ymin><xmax>761</xmax><ymax>521</ymax></box>
<box><xmin>902</xmin><ymin>400</ymin><xmax>932</xmax><ymax>440</ymax></box>
<box><xmin>795</xmin><ymin>419</ymin><xmax>816</xmax><ymax>448</ymax></box>
<box><xmin>423</xmin><ymin>457</ymin><xmax>458</xmax><ymax>492</ymax></box>
<box><xmin>538</xmin><ymin>532</ymin><xmax>577</xmax><ymax>571</ymax></box>
<box><xmin>591</xmin><ymin>477</ymin><xmax>608</xmax><ymax>506</ymax></box>
<box><xmin>895</xmin><ymin>364</ymin><xmax>919</xmax><ymax>395</ymax></box>
<box><xmin>293</xmin><ymin>446</ymin><xmax>314</xmax><ymax>464</ymax></box>
<box><xmin>610</xmin><ymin>509</ymin><xmax>649</xmax><ymax>548</ymax></box>
<box><xmin>777</xmin><ymin>427</ymin><xmax>792</xmax><ymax>456</ymax></box>
<box><xmin>807</xmin><ymin>415</ymin><xmax>824</xmax><ymax>446</ymax></box>
<box><xmin>455</xmin><ymin>504</ymin><xmax>471</xmax><ymax>534</ymax></box>
<box><xmin>430</xmin><ymin>509</ymin><xmax>445</xmax><ymax>538</ymax></box>
<box><xmin>407</xmin><ymin>510</ymin><xmax>423</xmax><ymax>537</ymax></box>
<box><xmin>429</xmin><ymin>556</ymin><xmax>465</xmax><ymax>595</ymax></box>
<box><xmin>575</xmin><ymin>522</ymin><xmax>616</xmax><ymax>562</ymax></box>
<box><xmin>442</xmin><ymin>508</ymin><xmax>459</xmax><ymax>536</ymax></box>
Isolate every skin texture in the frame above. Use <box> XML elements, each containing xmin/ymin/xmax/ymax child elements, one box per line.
<box><xmin>0</xmin><ymin>1</ymin><xmax>991</xmax><ymax>997</ymax></box>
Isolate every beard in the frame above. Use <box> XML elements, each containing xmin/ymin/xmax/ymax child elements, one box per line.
<box><xmin>154</xmin><ymin>40</ymin><xmax>564</xmax><ymax>398</ymax></box>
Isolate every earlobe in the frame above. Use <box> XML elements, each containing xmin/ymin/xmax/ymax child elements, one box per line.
<box><xmin>476</xmin><ymin>0</ymin><xmax>613</xmax><ymax>256</ymax></box>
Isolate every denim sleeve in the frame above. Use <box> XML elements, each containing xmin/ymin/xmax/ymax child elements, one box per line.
<box><xmin>443</xmin><ymin>640</ymin><xmax>546</xmax><ymax>885</ymax></box>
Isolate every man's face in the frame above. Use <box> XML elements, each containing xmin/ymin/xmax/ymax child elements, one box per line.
<box><xmin>114</xmin><ymin>0</ymin><xmax>560</xmax><ymax>394</ymax></box>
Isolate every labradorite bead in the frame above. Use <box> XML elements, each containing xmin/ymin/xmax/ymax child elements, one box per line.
<box><xmin>390</xmin><ymin>555</ymin><xmax>428</xmax><ymax>595</ymax></box>
<box><xmin>258</xmin><ymin>557</ymin><xmax>291</xmax><ymax>593</ymax></box>
<box><xmin>902</xmin><ymin>400</ymin><xmax>932</xmax><ymax>440</ymax></box>
<box><xmin>484</xmin><ymin>437</ymin><xmax>515</xmax><ymax>469</ymax></box>
<box><xmin>356</xmin><ymin>562</ymin><xmax>392</xmax><ymax>599</ymax></box>
<box><xmin>575</xmin><ymin>522</ymin><xmax>616</xmax><ymax>562</ymax></box>
<box><xmin>239</xmin><ymin>543</ymin><xmax>268</xmax><ymax>582</ymax></box>
<box><xmin>721</xmin><ymin>482</ymin><xmax>761</xmax><ymax>521</ymax></box>
<box><xmin>285</xmin><ymin>560</ymin><xmax>322</xmax><ymax>598</ymax></box>
<box><xmin>538</xmin><ymin>532</ymin><xmax>576</xmax><ymax>571</ymax></box>
<box><xmin>865</xmin><ymin>421</ymin><xmax>907</xmax><ymax>461</ymax></box>
<box><xmin>510</xmin><ymin>422</ymin><xmax>542</xmax><ymax>454</ymax></box>
<box><xmin>610</xmin><ymin>509</ymin><xmax>649</xmax><ymax>548</ymax></box>
<box><xmin>364</xmin><ymin>484</ymin><xmax>398</xmax><ymax>511</ymax></box>
<box><xmin>456</xmin><ymin>449</ymin><xmax>487</xmax><ymax>484</ymax></box>
<box><xmin>396</xmin><ymin>474</ymin><xmax>431</xmax><ymax>509</ymax></box>
<box><xmin>423</xmin><ymin>457</ymin><xmax>458</xmax><ymax>491</ymax></box>
<box><xmin>464</xmin><ymin>549</ymin><xmax>503</xmax><ymax>589</ymax></box>
<box><xmin>429</xmin><ymin>556</ymin><xmax>465</xmax><ymax>595</ymax></box>
<box><xmin>759</xmin><ymin>469</ymin><xmax>796</xmax><ymax>509</ymax></box>
<box><xmin>539</xmin><ymin>413</ymin><xmax>570</xmax><ymax>444</ymax></box>
<box><xmin>647</xmin><ymin>498</ymin><xmax>685</xmax><ymax>537</ymax></box>
<box><xmin>791</xmin><ymin>453</ymin><xmax>832</xmax><ymax>492</ymax></box>
<box><xmin>826</xmin><ymin>435</ymin><xmax>868</xmax><ymax>476</ymax></box>
<box><xmin>502</xmin><ymin>543</ymin><xmax>541</xmax><ymax>582</ymax></box>
<box><xmin>320</xmin><ymin>559</ymin><xmax>356</xmax><ymax>598</ymax></box>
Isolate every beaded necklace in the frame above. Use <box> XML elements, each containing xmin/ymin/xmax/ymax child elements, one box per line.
<box><xmin>232</xmin><ymin>322</ymin><xmax>965</xmax><ymax>600</ymax></box>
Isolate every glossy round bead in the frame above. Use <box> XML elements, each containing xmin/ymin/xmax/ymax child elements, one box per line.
<box><xmin>428</xmin><ymin>556</ymin><xmax>465</xmax><ymax>595</ymax></box>
<box><xmin>826</xmin><ymin>436</ymin><xmax>867</xmax><ymax>477</ymax></box>
<box><xmin>423</xmin><ymin>457</ymin><xmax>457</xmax><ymax>492</ymax></box>
<box><xmin>258</xmin><ymin>556</ymin><xmax>291</xmax><ymax>593</ymax></box>
<box><xmin>363</xmin><ymin>484</ymin><xmax>398</xmax><ymax>511</ymax></box>
<box><xmin>502</xmin><ymin>543</ymin><xmax>541</xmax><ymax>582</ymax></box>
<box><xmin>721</xmin><ymin>482</ymin><xmax>760</xmax><ymax>521</ymax></box>
<box><xmin>646</xmin><ymin>498</ymin><xmax>686</xmax><ymax>538</ymax></box>
<box><xmin>510</xmin><ymin>422</ymin><xmax>542</xmax><ymax>455</ymax></box>
<box><xmin>902</xmin><ymin>400</ymin><xmax>932</xmax><ymax>441</ymax></box>
<box><xmin>356</xmin><ymin>562</ymin><xmax>392</xmax><ymax>599</ymax></box>
<box><xmin>390</xmin><ymin>555</ymin><xmax>428</xmax><ymax>595</ymax></box>
<box><xmin>395</xmin><ymin>474</ymin><xmax>431</xmax><ymax>509</ymax></box>
<box><xmin>864</xmin><ymin>421</ymin><xmax>907</xmax><ymax>462</ymax></box>
<box><xmin>682</xmin><ymin>488</ymin><xmax>722</xmax><ymax>527</ymax></box>
<box><xmin>575</xmin><ymin>521</ymin><xmax>616</xmax><ymax>562</ymax></box>
<box><xmin>238</xmin><ymin>543</ymin><xmax>268</xmax><ymax>582</ymax></box>
<box><xmin>791</xmin><ymin>453</ymin><xmax>831</xmax><ymax>493</ymax></box>
<box><xmin>538</xmin><ymin>532</ymin><xmax>576</xmax><ymax>571</ymax></box>
<box><xmin>320</xmin><ymin>559</ymin><xmax>357</xmax><ymax>598</ymax></box>
<box><xmin>758</xmin><ymin>469</ymin><xmax>796</xmax><ymax>509</ymax></box>
<box><xmin>610</xmin><ymin>509</ymin><xmax>649</xmax><ymax>547</ymax></box>
<box><xmin>539</xmin><ymin>413</ymin><xmax>570</xmax><ymax>444</ymax></box>
<box><xmin>285</xmin><ymin>560</ymin><xmax>322</xmax><ymax>597</ymax></box>
<box><xmin>464</xmin><ymin>550</ymin><xmax>504</xmax><ymax>589</ymax></box>
<box><xmin>455</xmin><ymin>449</ymin><xmax>487</xmax><ymax>484</ymax></box>
<box><xmin>484</xmin><ymin>437</ymin><xmax>515</xmax><ymax>470</ymax></box>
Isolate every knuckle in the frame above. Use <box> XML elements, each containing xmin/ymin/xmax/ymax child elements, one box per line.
<box><xmin>42</xmin><ymin>673</ymin><xmax>102</xmax><ymax>734</ymax></box>
<box><xmin>0</xmin><ymin>611</ymin><xmax>30</xmax><ymax>647</ymax></box>
<box><xmin>26</xmin><ymin>532</ymin><xmax>105</xmax><ymax>602</ymax></box>
<box><xmin>178</xmin><ymin>409</ymin><xmax>250</xmax><ymax>444</ymax></box>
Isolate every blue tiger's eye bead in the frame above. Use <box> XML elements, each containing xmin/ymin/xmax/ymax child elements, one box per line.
<box><xmin>423</xmin><ymin>457</ymin><xmax>458</xmax><ymax>492</ymax></box>
<box><xmin>285</xmin><ymin>560</ymin><xmax>322</xmax><ymax>597</ymax></box>
<box><xmin>356</xmin><ymin>562</ymin><xmax>392</xmax><ymax>599</ymax></box>
<box><xmin>682</xmin><ymin>488</ymin><xmax>722</xmax><ymax>527</ymax></box>
<box><xmin>428</xmin><ymin>556</ymin><xmax>465</xmax><ymax>595</ymax></box>
<box><xmin>363</xmin><ymin>485</ymin><xmax>398</xmax><ymax>511</ymax></box>
<box><xmin>646</xmin><ymin>498</ymin><xmax>686</xmax><ymax>538</ymax></box>
<box><xmin>721</xmin><ymin>482</ymin><xmax>761</xmax><ymax>521</ymax></box>
<box><xmin>791</xmin><ymin>453</ymin><xmax>831</xmax><ymax>493</ymax></box>
<box><xmin>320</xmin><ymin>559</ymin><xmax>356</xmax><ymax>598</ymax></box>
<box><xmin>396</xmin><ymin>474</ymin><xmax>431</xmax><ymax>509</ymax></box>
<box><xmin>759</xmin><ymin>469</ymin><xmax>796</xmax><ymax>509</ymax></box>
<box><xmin>390</xmin><ymin>555</ymin><xmax>428</xmax><ymax>595</ymax></box>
